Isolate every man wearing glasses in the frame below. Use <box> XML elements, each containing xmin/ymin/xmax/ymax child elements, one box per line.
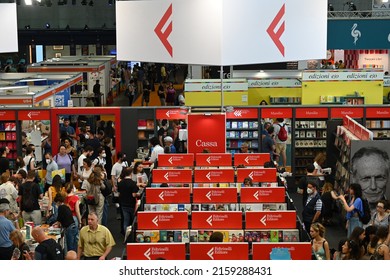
<box><xmin>351</xmin><ymin>146</ymin><xmax>390</xmax><ymax>213</ymax></box>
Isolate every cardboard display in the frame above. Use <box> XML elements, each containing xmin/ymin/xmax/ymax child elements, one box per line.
<box><xmin>190</xmin><ymin>243</ymin><xmax>249</xmax><ymax>260</ymax></box>
<box><xmin>137</xmin><ymin>212</ymin><xmax>188</xmax><ymax>230</ymax></box>
<box><xmin>127</xmin><ymin>243</ymin><xmax>186</xmax><ymax>260</ymax></box>
<box><xmin>252</xmin><ymin>242</ymin><xmax>312</xmax><ymax>260</ymax></box>
<box><xmin>158</xmin><ymin>154</ymin><xmax>194</xmax><ymax>167</ymax></box>
<box><xmin>195</xmin><ymin>153</ymin><xmax>232</xmax><ymax>167</ymax></box>
<box><xmin>234</xmin><ymin>153</ymin><xmax>270</xmax><ymax>166</ymax></box>
<box><xmin>194</xmin><ymin>169</ymin><xmax>235</xmax><ymax>183</ymax></box>
<box><xmin>237</xmin><ymin>168</ymin><xmax>277</xmax><ymax>183</ymax></box>
<box><xmin>193</xmin><ymin>188</ymin><xmax>238</xmax><ymax>203</ymax></box>
<box><xmin>152</xmin><ymin>169</ymin><xmax>193</xmax><ymax>183</ymax></box>
<box><xmin>146</xmin><ymin>188</ymin><xmax>191</xmax><ymax>204</ymax></box>
<box><xmin>192</xmin><ymin>211</ymin><xmax>242</xmax><ymax>229</ymax></box>
<box><xmin>245</xmin><ymin>211</ymin><xmax>296</xmax><ymax>229</ymax></box>
<box><xmin>240</xmin><ymin>187</ymin><xmax>285</xmax><ymax>203</ymax></box>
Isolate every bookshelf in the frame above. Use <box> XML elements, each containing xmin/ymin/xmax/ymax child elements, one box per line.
<box><xmin>0</xmin><ymin>121</ymin><xmax>17</xmax><ymax>170</ymax></box>
<box><xmin>365</xmin><ymin>108</ymin><xmax>390</xmax><ymax>140</ymax></box>
<box><xmin>137</xmin><ymin>119</ymin><xmax>155</xmax><ymax>147</ymax></box>
<box><xmin>320</xmin><ymin>96</ymin><xmax>364</xmax><ymax>105</ymax></box>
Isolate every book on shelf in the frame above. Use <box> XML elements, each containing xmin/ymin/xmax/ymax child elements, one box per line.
<box><xmin>240</xmin><ymin>131</ymin><xmax>249</xmax><ymax>138</ymax></box>
<box><xmin>242</xmin><ymin>121</ymin><xmax>249</xmax><ymax>129</ymax></box>
<box><xmin>282</xmin><ymin>229</ymin><xmax>300</xmax><ymax>242</ymax></box>
<box><xmin>270</xmin><ymin>230</ymin><xmax>283</xmax><ymax>242</ymax></box>
<box><xmin>195</xmin><ymin>230</ymin><xmax>244</xmax><ymax>242</ymax></box>
<box><xmin>135</xmin><ymin>231</ymin><xmax>160</xmax><ymax>243</ymax></box>
<box><xmin>231</xmin><ymin>121</ymin><xmax>238</xmax><ymax>129</ymax></box>
<box><xmin>137</xmin><ymin>120</ymin><xmax>147</xmax><ymax>129</ymax></box>
<box><xmin>144</xmin><ymin>204</ymin><xmax>191</xmax><ymax>213</ymax></box>
<box><xmin>226</xmin><ymin>121</ymin><xmax>231</xmax><ymax>129</ymax></box>
<box><xmin>238</xmin><ymin>122</ymin><xmax>243</xmax><ymax>129</ymax></box>
<box><xmin>146</xmin><ymin>120</ymin><xmax>155</xmax><ymax>129</ymax></box>
<box><xmin>138</xmin><ymin>131</ymin><xmax>146</xmax><ymax>140</ymax></box>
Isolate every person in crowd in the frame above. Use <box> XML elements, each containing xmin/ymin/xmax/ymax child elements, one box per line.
<box><xmin>23</xmin><ymin>146</ymin><xmax>36</xmax><ymax>172</ymax></box>
<box><xmin>65</xmin><ymin>250</ymin><xmax>77</xmax><ymax>260</ymax></box>
<box><xmin>341</xmin><ymin>239</ymin><xmax>361</xmax><ymax>260</ymax></box>
<box><xmin>349</xmin><ymin>226</ymin><xmax>366</xmax><ymax>259</ymax></box>
<box><xmin>54</xmin><ymin>144</ymin><xmax>76</xmax><ymax>183</ymax></box>
<box><xmin>21</xmin><ymin>132</ymin><xmax>29</xmax><ymax>156</ymax></box>
<box><xmin>0</xmin><ymin>172</ymin><xmax>18</xmax><ymax>214</ymax></box>
<box><xmin>93</xmin><ymin>80</ymin><xmax>102</xmax><ymax>106</ymax></box>
<box><xmin>364</xmin><ymin>225</ymin><xmax>378</xmax><ymax>259</ymax></box>
<box><xmin>370</xmin><ymin>226</ymin><xmax>390</xmax><ymax>260</ymax></box>
<box><xmin>53</xmin><ymin>193</ymin><xmax>78</xmax><ymax>252</ymax></box>
<box><xmin>310</xmin><ymin>222</ymin><xmax>330</xmax><ymax>260</ymax></box>
<box><xmin>158</xmin><ymin>119</ymin><xmax>169</xmax><ymax>147</ymax></box>
<box><xmin>18</xmin><ymin>170</ymin><xmax>43</xmax><ymax>226</ymax></box>
<box><xmin>77</xmin><ymin>212</ymin><xmax>116</xmax><ymax>260</ymax></box>
<box><xmin>0</xmin><ymin>199</ymin><xmax>15</xmax><ymax>260</ymax></box>
<box><xmin>161</xmin><ymin>64</ymin><xmax>167</xmax><ymax>83</ymax></box>
<box><xmin>64</xmin><ymin>182</ymin><xmax>82</xmax><ymax>230</ymax></box>
<box><xmin>9</xmin><ymin>229</ymin><xmax>29</xmax><ymax>260</ymax></box>
<box><xmin>302</xmin><ymin>181</ymin><xmax>322</xmax><ymax>233</ymax></box>
<box><xmin>261</xmin><ymin>126</ymin><xmax>275</xmax><ymax>161</ymax></box>
<box><xmin>46</xmin><ymin>175</ymin><xmax>66</xmax><ymax>225</ymax></box>
<box><xmin>30</xmin><ymin>226</ymin><xmax>64</xmax><ymax>260</ymax></box>
<box><xmin>85</xmin><ymin>131</ymin><xmax>101</xmax><ymax>160</ymax></box>
<box><xmin>127</xmin><ymin>79</ymin><xmax>136</xmax><ymax>106</ymax></box>
<box><xmin>104</xmin><ymin>121</ymin><xmax>116</xmax><ymax>143</ymax></box>
<box><xmin>165</xmin><ymin>81</ymin><xmax>176</xmax><ymax>106</ymax></box>
<box><xmin>297</xmin><ymin>164</ymin><xmax>321</xmax><ymax>208</ymax></box>
<box><xmin>350</xmin><ymin>146</ymin><xmax>389</xmax><ymax>212</ymax></box>
<box><xmin>80</xmin><ymin>158</ymin><xmax>93</xmax><ymax>189</ymax></box>
<box><xmin>83</xmin><ymin>169</ymin><xmax>105</xmax><ymax>224</ymax></box>
<box><xmin>92</xmin><ymin>147</ymin><xmax>107</xmax><ymax>170</ymax></box>
<box><xmin>259</xmin><ymin>100</ymin><xmax>268</xmax><ymax>106</ymax></box>
<box><xmin>164</xmin><ymin>136</ymin><xmax>176</xmax><ymax>153</ymax></box>
<box><xmin>131</xmin><ymin>162</ymin><xmax>148</xmax><ymax>187</ymax></box>
<box><xmin>157</xmin><ymin>82</ymin><xmax>166</xmax><ymax>106</ymax></box>
<box><xmin>15</xmin><ymin>156</ymin><xmax>27</xmax><ymax>174</ymax></box>
<box><xmin>148</xmin><ymin>137</ymin><xmax>164</xmax><ymax>166</ymax></box>
<box><xmin>240</xmin><ymin>142</ymin><xmax>250</xmax><ymax>153</ymax></box>
<box><xmin>102</xmin><ymin>138</ymin><xmax>113</xmax><ymax>179</ymax></box>
<box><xmin>210</xmin><ymin>231</ymin><xmax>224</xmax><ymax>242</ymax></box>
<box><xmin>117</xmin><ymin>167</ymin><xmax>144</xmax><ymax>236</ymax></box>
<box><xmin>320</xmin><ymin>182</ymin><xmax>336</xmax><ymax>226</ymax></box>
<box><xmin>44</xmin><ymin>152</ymin><xmax>58</xmax><ymax>193</ymax></box>
<box><xmin>177</xmin><ymin>91</ymin><xmax>185</xmax><ymax>106</ymax></box>
<box><xmin>60</xmin><ymin>118</ymin><xmax>76</xmax><ymax>141</ymax></box>
<box><xmin>272</xmin><ymin>118</ymin><xmax>288</xmax><ymax>167</ymax></box>
<box><xmin>94</xmin><ymin>165</ymin><xmax>109</xmax><ymax>227</ymax></box>
<box><xmin>261</xmin><ymin>122</ymin><xmax>272</xmax><ymax>140</ymax></box>
<box><xmin>337</xmin><ymin>183</ymin><xmax>364</xmax><ymax>237</ymax></box>
<box><xmin>77</xmin><ymin>145</ymin><xmax>94</xmax><ymax>182</ymax></box>
<box><xmin>243</xmin><ymin>177</ymin><xmax>253</xmax><ymax>187</ymax></box>
<box><xmin>16</xmin><ymin>169</ymin><xmax>27</xmax><ymax>184</ymax></box>
<box><xmin>141</xmin><ymin>80</ymin><xmax>151</xmax><ymax>107</ymax></box>
<box><xmin>313</xmin><ymin>152</ymin><xmax>327</xmax><ymax>188</ymax></box>
<box><xmin>111</xmin><ymin>152</ymin><xmax>128</xmax><ymax>221</ymax></box>
<box><xmin>369</xmin><ymin>200</ymin><xmax>389</xmax><ymax>228</ymax></box>
<box><xmin>137</xmin><ymin>66</ymin><xmax>145</xmax><ymax>97</ymax></box>
<box><xmin>0</xmin><ymin>146</ymin><xmax>10</xmax><ymax>175</ymax></box>
<box><xmin>63</xmin><ymin>138</ymin><xmax>77</xmax><ymax>160</ymax></box>
<box><xmin>85</xmin><ymin>97</ymin><xmax>94</xmax><ymax>107</ymax></box>
<box><xmin>333</xmin><ymin>238</ymin><xmax>348</xmax><ymax>260</ymax></box>
<box><xmin>41</xmin><ymin>134</ymin><xmax>52</xmax><ymax>168</ymax></box>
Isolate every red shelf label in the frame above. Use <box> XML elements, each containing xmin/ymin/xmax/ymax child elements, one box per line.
<box><xmin>158</xmin><ymin>154</ymin><xmax>194</xmax><ymax>167</ymax></box>
<box><xmin>127</xmin><ymin>243</ymin><xmax>186</xmax><ymax>260</ymax></box>
<box><xmin>237</xmin><ymin>168</ymin><xmax>277</xmax><ymax>183</ymax></box>
<box><xmin>18</xmin><ymin>110</ymin><xmax>50</xmax><ymax>120</ymax></box>
<box><xmin>245</xmin><ymin>211</ymin><xmax>296</xmax><ymax>229</ymax></box>
<box><xmin>234</xmin><ymin>153</ymin><xmax>270</xmax><ymax>166</ymax></box>
<box><xmin>156</xmin><ymin>108</ymin><xmax>188</xmax><ymax>120</ymax></box>
<box><xmin>261</xmin><ymin>108</ymin><xmax>292</xmax><ymax>118</ymax></box>
<box><xmin>194</xmin><ymin>169</ymin><xmax>235</xmax><ymax>183</ymax></box>
<box><xmin>0</xmin><ymin>111</ymin><xmax>15</xmax><ymax>120</ymax></box>
<box><xmin>196</xmin><ymin>153</ymin><xmax>232</xmax><ymax>166</ymax></box>
<box><xmin>240</xmin><ymin>187</ymin><xmax>285</xmax><ymax>203</ymax></box>
<box><xmin>137</xmin><ymin>212</ymin><xmax>188</xmax><ymax>230</ymax></box>
<box><xmin>152</xmin><ymin>169</ymin><xmax>192</xmax><ymax>183</ymax></box>
<box><xmin>193</xmin><ymin>188</ymin><xmax>237</xmax><ymax>203</ymax></box>
<box><xmin>330</xmin><ymin>107</ymin><xmax>363</xmax><ymax>119</ymax></box>
<box><xmin>366</xmin><ymin>107</ymin><xmax>390</xmax><ymax>119</ymax></box>
<box><xmin>252</xmin><ymin>243</ymin><xmax>312</xmax><ymax>260</ymax></box>
<box><xmin>226</xmin><ymin>108</ymin><xmax>258</xmax><ymax>119</ymax></box>
<box><xmin>190</xmin><ymin>243</ymin><xmax>249</xmax><ymax>260</ymax></box>
<box><xmin>192</xmin><ymin>211</ymin><xmax>242</xmax><ymax>229</ymax></box>
<box><xmin>295</xmin><ymin>108</ymin><xmax>328</xmax><ymax>119</ymax></box>
<box><xmin>146</xmin><ymin>188</ymin><xmax>191</xmax><ymax>204</ymax></box>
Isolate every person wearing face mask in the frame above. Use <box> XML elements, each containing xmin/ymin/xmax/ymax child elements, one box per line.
<box><xmin>302</xmin><ymin>181</ymin><xmax>322</xmax><ymax>234</ymax></box>
<box><xmin>92</xmin><ymin>147</ymin><xmax>106</xmax><ymax>170</ymax></box>
<box><xmin>44</xmin><ymin>152</ymin><xmax>58</xmax><ymax>193</ymax></box>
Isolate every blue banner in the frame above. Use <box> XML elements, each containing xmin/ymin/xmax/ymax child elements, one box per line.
<box><xmin>328</xmin><ymin>19</ymin><xmax>390</xmax><ymax>50</ymax></box>
<box><xmin>55</xmin><ymin>87</ymin><xmax>70</xmax><ymax>107</ymax></box>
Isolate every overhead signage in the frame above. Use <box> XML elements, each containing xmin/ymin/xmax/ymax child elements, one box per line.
<box><xmin>302</xmin><ymin>70</ymin><xmax>383</xmax><ymax>81</ymax></box>
<box><xmin>196</xmin><ymin>153</ymin><xmax>232</xmax><ymax>166</ymax></box>
<box><xmin>185</xmin><ymin>79</ymin><xmax>248</xmax><ymax>92</ymax></box>
<box><xmin>156</xmin><ymin>108</ymin><xmax>188</xmax><ymax>120</ymax></box>
<box><xmin>137</xmin><ymin>212</ymin><xmax>188</xmax><ymax>230</ymax></box>
<box><xmin>152</xmin><ymin>169</ymin><xmax>192</xmax><ymax>183</ymax></box>
<box><xmin>0</xmin><ymin>111</ymin><xmax>15</xmax><ymax>120</ymax></box>
<box><xmin>192</xmin><ymin>211</ymin><xmax>242</xmax><ymax>229</ymax></box>
<box><xmin>146</xmin><ymin>188</ymin><xmax>191</xmax><ymax>204</ymax></box>
<box><xmin>193</xmin><ymin>188</ymin><xmax>238</xmax><ymax>203</ymax></box>
<box><xmin>194</xmin><ymin>169</ymin><xmax>235</xmax><ymax>183</ymax></box>
<box><xmin>226</xmin><ymin>108</ymin><xmax>258</xmax><ymax>119</ymax></box>
<box><xmin>252</xmin><ymin>242</ymin><xmax>312</xmax><ymax>260</ymax></box>
<box><xmin>234</xmin><ymin>153</ymin><xmax>270</xmax><ymax>166</ymax></box>
<box><xmin>116</xmin><ymin>0</ymin><xmax>327</xmax><ymax>65</ymax></box>
<box><xmin>190</xmin><ymin>243</ymin><xmax>249</xmax><ymax>260</ymax></box>
<box><xmin>158</xmin><ymin>154</ymin><xmax>194</xmax><ymax>167</ymax></box>
<box><xmin>240</xmin><ymin>187</ymin><xmax>285</xmax><ymax>203</ymax></box>
<box><xmin>248</xmin><ymin>79</ymin><xmax>301</xmax><ymax>88</ymax></box>
<box><xmin>366</xmin><ymin>107</ymin><xmax>390</xmax><ymax>119</ymax></box>
<box><xmin>18</xmin><ymin>110</ymin><xmax>50</xmax><ymax>120</ymax></box>
<box><xmin>261</xmin><ymin>108</ymin><xmax>292</xmax><ymax>118</ymax></box>
<box><xmin>295</xmin><ymin>108</ymin><xmax>328</xmax><ymax>119</ymax></box>
<box><xmin>330</xmin><ymin>107</ymin><xmax>364</xmax><ymax>119</ymax></box>
<box><xmin>237</xmin><ymin>168</ymin><xmax>277</xmax><ymax>183</ymax></box>
<box><xmin>127</xmin><ymin>243</ymin><xmax>186</xmax><ymax>260</ymax></box>
<box><xmin>0</xmin><ymin>4</ymin><xmax>18</xmax><ymax>53</ymax></box>
<box><xmin>245</xmin><ymin>211</ymin><xmax>296</xmax><ymax>229</ymax></box>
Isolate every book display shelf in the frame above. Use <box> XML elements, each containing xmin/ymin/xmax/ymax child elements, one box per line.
<box><xmin>365</xmin><ymin>107</ymin><xmax>390</xmax><ymax>140</ymax></box>
<box><xmin>0</xmin><ymin>111</ymin><xmax>17</xmax><ymax>170</ymax></box>
<box><xmin>137</xmin><ymin>119</ymin><xmax>155</xmax><ymax>147</ymax></box>
<box><xmin>270</xmin><ymin>97</ymin><xmax>301</xmax><ymax>105</ymax></box>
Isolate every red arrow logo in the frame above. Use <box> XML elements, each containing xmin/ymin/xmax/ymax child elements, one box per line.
<box><xmin>266</xmin><ymin>4</ymin><xmax>285</xmax><ymax>56</ymax></box>
<box><xmin>155</xmin><ymin>4</ymin><xmax>173</xmax><ymax>57</ymax></box>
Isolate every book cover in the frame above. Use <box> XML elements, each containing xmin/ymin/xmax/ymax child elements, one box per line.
<box><xmin>138</xmin><ymin>119</ymin><xmax>147</xmax><ymax>129</ymax></box>
<box><xmin>238</xmin><ymin>122</ymin><xmax>243</xmax><ymax>129</ymax></box>
<box><xmin>245</xmin><ymin>231</ymin><xmax>261</xmax><ymax>242</ymax></box>
<box><xmin>270</xmin><ymin>230</ymin><xmax>279</xmax><ymax>242</ymax></box>
<box><xmin>198</xmin><ymin>230</ymin><xmax>213</xmax><ymax>242</ymax></box>
<box><xmin>167</xmin><ymin>231</ymin><xmax>175</xmax><ymax>242</ymax></box>
<box><xmin>182</xmin><ymin>230</ymin><xmax>190</xmax><ymax>243</ymax></box>
<box><xmin>253</xmin><ymin>121</ymin><xmax>259</xmax><ymax>129</ymax></box>
<box><xmin>174</xmin><ymin>230</ymin><xmax>183</xmax><ymax>242</ymax></box>
<box><xmin>231</xmin><ymin>121</ymin><xmax>238</xmax><ymax>129</ymax></box>
<box><xmin>242</xmin><ymin>121</ymin><xmax>249</xmax><ymax>129</ymax></box>
<box><xmin>190</xmin><ymin>230</ymin><xmax>198</xmax><ymax>242</ymax></box>
<box><xmin>248</xmin><ymin>131</ymin><xmax>253</xmax><ymax>138</ymax></box>
<box><xmin>259</xmin><ymin>230</ymin><xmax>271</xmax><ymax>242</ymax></box>
<box><xmin>191</xmin><ymin>204</ymin><xmax>200</xmax><ymax>212</ymax></box>
<box><xmin>240</xmin><ymin>131</ymin><xmax>249</xmax><ymax>138</ymax></box>
<box><xmin>159</xmin><ymin>230</ymin><xmax>168</xmax><ymax>242</ymax></box>
<box><xmin>242</xmin><ymin>203</ymin><xmax>263</xmax><ymax>211</ymax></box>
<box><xmin>137</xmin><ymin>131</ymin><xmax>146</xmax><ymax>140</ymax></box>
<box><xmin>226</xmin><ymin>121</ymin><xmax>231</xmax><ymax>129</ymax></box>
<box><xmin>146</xmin><ymin>120</ymin><xmax>155</xmax><ymax>129</ymax></box>
<box><xmin>253</xmin><ymin>131</ymin><xmax>258</xmax><ymax>138</ymax></box>
<box><xmin>283</xmin><ymin>230</ymin><xmax>300</xmax><ymax>242</ymax></box>
<box><xmin>228</xmin><ymin>230</ymin><xmax>244</xmax><ymax>242</ymax></box>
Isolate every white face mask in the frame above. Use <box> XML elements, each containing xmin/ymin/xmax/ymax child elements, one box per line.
<box><xmin>101</xmin><ymin>153</ymin><xmax>106</xmax><ymax>158</ymax></box>
<box><xmin>85</xmin><ymin>134</ymin><xmax>90</xmax><ymax>139</ymax></box>
<box><xmin>307</xmin><ymin>188</ymin><xmax>313</xmax><ymax>194</ymax></box>
<box><xmin>46</xmin><ymin>159</ymin><xmax>51</xmax><ymax>164</ymax></box>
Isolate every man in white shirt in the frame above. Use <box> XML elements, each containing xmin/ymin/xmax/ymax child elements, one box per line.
<box><xmin>148</xmin><ymin>137</ymin><xmax>164</xmax><ymax>166</ymax></box>
<box><xmin>77</xmin><ymin>146</ymin><xmax>94</xmax><ymax>181</ymax></box>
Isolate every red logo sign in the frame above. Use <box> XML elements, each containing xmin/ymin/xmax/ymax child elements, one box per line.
<box><xmin>252</xmin><ymin>243</ymin><xmax>312</xmax><ymax>260</ymax></box>
<box><xmin>295</xmin><ymin>108</ymin><xmax>329</xmax><ymax>119</ymax></box>
<box><xmin>152</xmin><ymin>169</ymin><xmax>192</xmax><ymax>183</ymax></box>
<box><xmin>234</xmin><ymin>153</ymin><xmax>270</xmax><ymax>166</ymax></box>
<box><xmin>240</xmin><ymin>187</ymin><xmax>285</xmax><ymax>203</ymax></box>
<box><xmin>158</xmin><ymin>154</ymin><xmax>194</xmax><ymax>167</ymax></box>
<box><xmin>194</xmin><ymin>169</ymin><xmax>235</xmax><ymax>183</ymax></box>
<box><xmin>366</xmin><ymin>107</ymin><xmax>390</xmax><ymax>119</ymax></box>
<box><xmin>190</xmin><ymin>243</ymin><xmax>249</xmax><ymax>260</ymax></box>
<box><xmin>127</xmin><ymin>244</ymin><xmax>186</xmax><ymax>260</ymax></box>
<box><xmin>196</xmin><ymin>153</ymin><xmax>232</xmax><ymax>167</ymax></box>
<box><xmin>237</xmin><ymin>168</ymin><xmax>277</xmax><ymax>183</ymax></box>
<box><xmin>330</xmin><ymin>107</ymin><xmax>363</xmax><ymax>119</ymax></box>
<box><xmin>245</xmin><ymin>211</ymin><xmax>296</xmax><ymax>229</ymax></box>
<box><xmin>0</xmin><ymin>111</ymin><xmax>15</xmax><ymax>120</ymax></box>
<box><xmin>146</xmin><ymin>188</ymin><xmax>191</xmax><ymax>204</ymax></box>
<box><xmin>192</xmin><ymin>212</ymin><xmax>242</xmax><ymax>229</ymax></box>
<box><xmin>267</xmin><ymin>4</ymin><xmax>285</xmax><ymax>56</ymax></box>
<box><xmin>226</xmin><ymin>108</ymin><xmax>258</xmax><ymax>119</ymax></box>
<box><xmin>137</xmin><ymin>212</ymin><xmax>188</xmax><ymax>230</ymax></box>
<box><xmin>193</xmin><ymin>188</ymin><xmax>238</xmax><ymax>203</ymax></box>
<box><xmin>18</xmin><ymin>110</ymin><xmax>50</xmax><ymax>120</ymax></box>
<box><xmin>156</xmin><ymin>108</ymin><xmax>188</xmax><ymax>120</ymax></box>
<box><xmin>154</xmin><ymin>3</ymin><xmax>173</xmax><ymax>57</ymax></box>
<box><xmin>187</xmin><ymin>114</ymin><xmax>226</xmax><ymax>154</ymax></box>
<box><xmin>261</xmin><ymin>108</ymin><xmax>292</xmax><ymax>118</ymax></box>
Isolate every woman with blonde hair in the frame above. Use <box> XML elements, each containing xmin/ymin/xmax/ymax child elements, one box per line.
<box><xmin>84</xmin><ymin>169</ymin><xmax>105</xmax><ymax>224</ymax></box>
<box><xmin>310</xmin><ymin>222</ymin><xmax>330</xmax><ymax>260</ymax></box>
<box><xmin>9</xmin><ymin>230</ymin><xmax>30</xmax><ymax>260</ymax></box>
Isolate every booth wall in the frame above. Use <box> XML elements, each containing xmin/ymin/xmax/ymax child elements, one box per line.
<box><xmin>185</xmin><ymin>92</ymin><xmax>248</xmax><ymax>106</ymax></box>
<box><xmin>248</xmin><ymin>88</ymin><xmax>301</xmax><ymax>105</ymax></box>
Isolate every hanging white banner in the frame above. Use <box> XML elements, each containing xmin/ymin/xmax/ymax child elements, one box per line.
<box><xmin>0</xmin><ymin>3</ymin><xmax>18</xmax><ymax>53</ymax></box>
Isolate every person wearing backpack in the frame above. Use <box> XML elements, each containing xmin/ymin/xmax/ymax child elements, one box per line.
<box><xmin>338</xmin><ymin>183</ymin><xmax>364</xmax><ymax>237</ymax></box>
<box><xmin>31</xmin><ymin>226</ymin><xmax>64</xmax><ymax>260</ymax></box>
<box><xmin>272</xmin><ymin>118</ymin><xmax>288</xmax><ymax>167</ymax></box>
<box><xmin>18</xmin><ymin>170</ymin><xmax>43</xmax><ymax>226</ymax></box>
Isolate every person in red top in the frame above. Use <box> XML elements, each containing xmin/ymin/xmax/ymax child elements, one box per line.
<box><xmin>64</xmin><ymin>182</ymin><xmax>82</xmax><ymax>229</ymax></box>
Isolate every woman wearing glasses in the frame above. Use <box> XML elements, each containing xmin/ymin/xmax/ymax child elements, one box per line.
<box><xmin>370</xmin><ymin>200</ymin><xmax>389</xmax><ymax>228</ymax></box>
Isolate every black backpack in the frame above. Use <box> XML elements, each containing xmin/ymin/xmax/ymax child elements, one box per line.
<box><xmin>358</xmin><ymin>198</ymin><xmax>371</xmax><ymax>224</ymax></box>
<box><xmin>39</xmin><ymin>239</ymin><xmax>64</xmax><ymax>260</ymax></box>
<box><xmin>101</xmin><ymin>179</ymin><xmax>112</xmax><ymax>197</ymax></box>
<box><xmin>22</xmin><ymin>182</ymin><xmax>36</xmax><ymax>212</ymax></box>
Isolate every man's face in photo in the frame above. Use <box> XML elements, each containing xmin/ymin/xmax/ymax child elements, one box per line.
<box><xmin>352</xmin><ymin>153</ymin><xmax>389</xmax><ymax>204</ymax></box>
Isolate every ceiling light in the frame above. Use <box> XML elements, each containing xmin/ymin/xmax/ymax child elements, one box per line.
<box><xmin>25</xmin><ymin>25</ymin><xmax>31</xmax><ymax>30</ymax></box>
<box><xmin>24</xmin><ymin>0</ymin><xmax>32</xmax><ymax>5</ymax></box>
<box><xmin>45</xmin><ymin>23</ymin><xmax>50</xmax><ymax>29</ymax></box>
